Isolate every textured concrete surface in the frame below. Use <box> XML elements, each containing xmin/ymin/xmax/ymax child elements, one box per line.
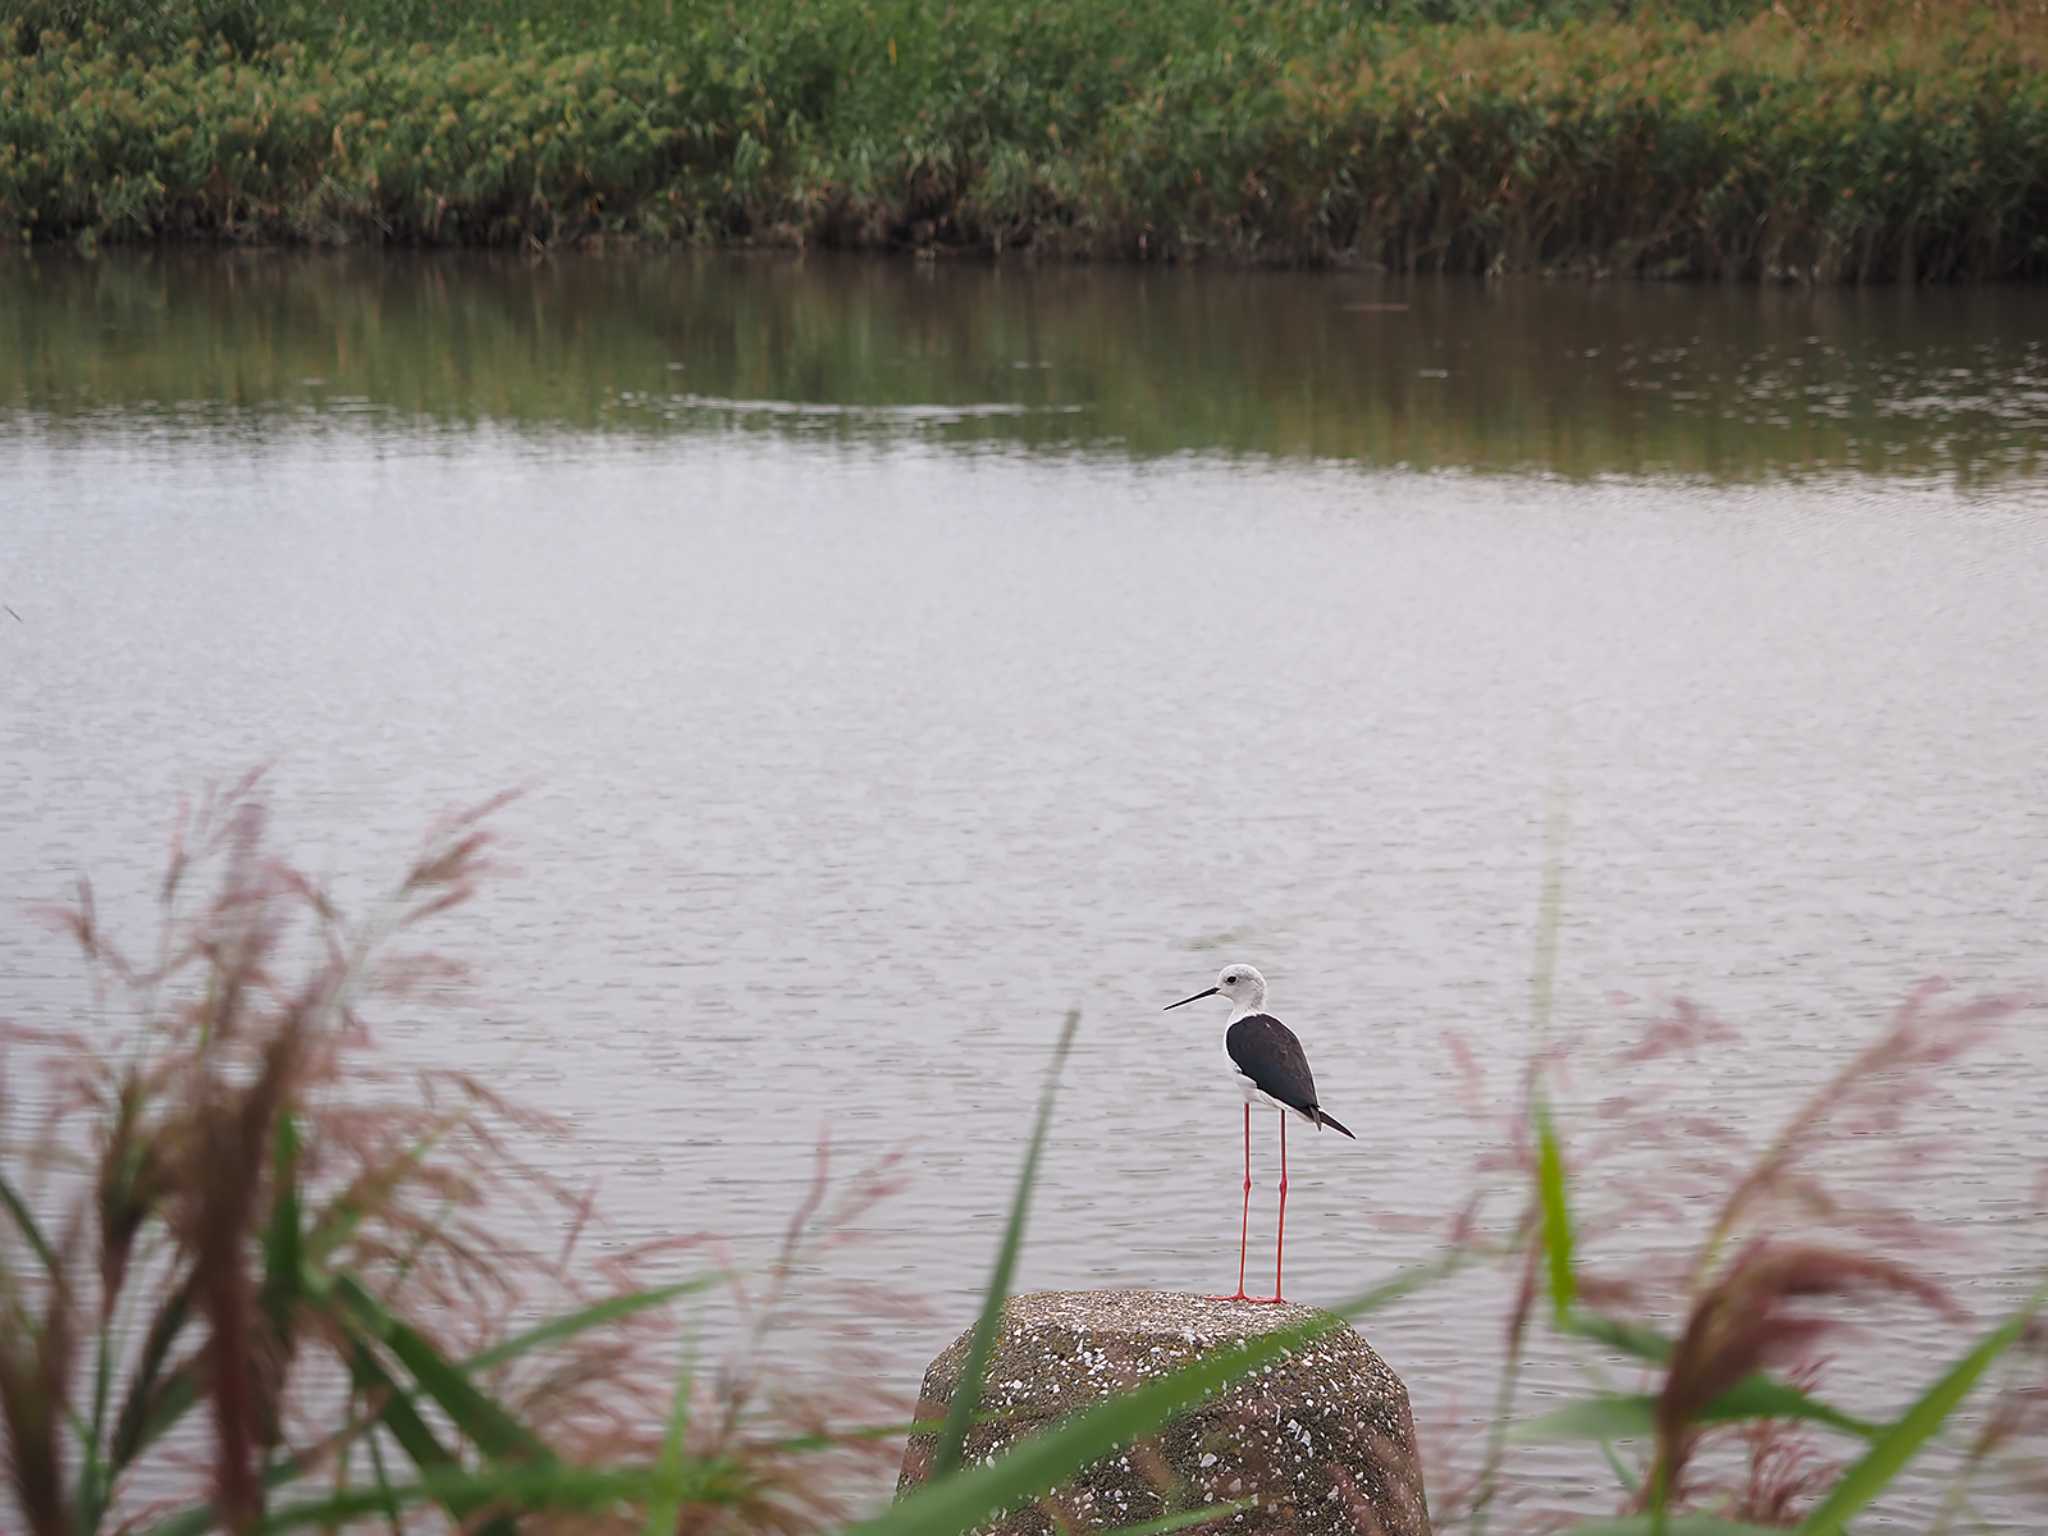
<box><xmin>896</xmin><ymin>1290</ymin><xmax>1430</xmax><ymax>1536</ymax></box>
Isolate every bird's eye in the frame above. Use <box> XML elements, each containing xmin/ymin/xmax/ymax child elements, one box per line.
<box><xmin>1223</xmin><ymin>974</ymin><xmax>1237</xmax><ymax>984</ymax></box>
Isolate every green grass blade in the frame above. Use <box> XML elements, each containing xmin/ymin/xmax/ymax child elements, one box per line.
<box><xmin>0</xmin><ymin>1168</ymin><xmax>58</xmax><ymax>1273</ymax></box>
<box><xmin>1513</xmin><ymin>1380</ymin><xmax>1877</xmax><ymax>1445</ymax></box>
<box><xmin>112</xmin><ymin>1358</ymin><xmax>199</xmax><ymax>1469</ymax></box>
<box><xmin>332</xmin><ymin>1273</ymin><xmax>552</xmax><ymax>1464</ymax></box>
<box><xmin>1511</xmin><ymin>1394</ymin><xmax>1656</xmax><ymax>1444</ymax></box>
<box><xmin>143</xmin><ymin>1462</ymin><xmax>672</xmax><ymax>1536</ymax></box>
<box><xmin>135</xmin><ymin>1495</ymin><xmax>231</xmax><ymax>1536</ymax></box>
<box><xmin>109</xmin><ymin>1278</ymin><xmax>198</xmax><ymax>1470</ymax></box>
<box><xmin>343</xmin><ymin>1337</ymin><xmax>457</xmax><ymax>1475</ymax></box>
<box><xmin>931</xmin><ymin>1008</ymin><xmax>1080</xmax><ymax>1479</ymax></box>
<box><xmin>642</xmin><ymin>1334</ymin><xmax>697</xmax><ymax>1536</ymax></box>
<box><xmin>139</xmin><ymin>1342</ymin><xmax>484</xmax><ymax>1536</ymax></box>
<box><xmin>78</xmin><ymin>1325</ymin><xmax>116</xmax><ymax>1532</ymax></box>
<box><xmin>1558</xmin><ymin>1309</ymin><xmax>1675</xmax><ymax>1364</ymax></box>
<box><xmin>1699</xmin><ymin>1374</ymin><xmax>1876</xmax><ymax>1438</ymax></box>
<box><xmin>855</xmin><ymin>1255</ymin><xmax>1457</xmax><ymax>1536</ymax></box>
<box><xmin>365</xmin><ymin>1426</ymin><xmax>404</xmax><ymax>1536</ymax></box>
<box><xmin>347</xmin><ymin>1333</ymin><xmax>521</xmax><ymax>1536</ymax></box>
<box><xmin>262</xmin><ymin>1113</ymin><xmax>303</xmax><ymax>1331</ymax></box>
<box><xmin>1534</xmin><ymin>1098</ymin><xmax>1575</xmax><ymax>1323</ymax></box>
<box><xmin>135</xmin><ymin>1399</ymin><xmax>400</xmax><ymax>1536</ymax></box>
<box><xmin>1598</xmin><ymin>1438</ymin><xmax>1640</xmax><ymax>1495</ymax></box>
<box><xmin>462</xmin><ymin>1278</ymin><xmax>719</xmax><ymax>1374</ymax></box>
<box><xmin>143</xmin><ymin>1275</ymin><xmax>711</xmax><ymax>1536</ymax></box>
<box><xmin>1477</xmin><ymin>783</ymin><xmax>1567</xmax><ymax>1536</ymax></box>
<box><xmin>1795</xmin><ymin>1287</ymin><xmax>2047</xmax><ymax>1536</ymax></box>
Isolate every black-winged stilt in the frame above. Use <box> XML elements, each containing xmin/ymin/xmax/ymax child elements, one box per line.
<box><xmin>1164</xmin><ymin>964</ymin><xmax>1354</xmax><ymax>1304</ymax></box>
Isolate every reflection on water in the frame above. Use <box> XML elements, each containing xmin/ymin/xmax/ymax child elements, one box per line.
<box><xmin>4</xmin><ymin>250</ymin><xmax>2047</xmax><ymax>482</ymax></box>
<box><xmin>2</xmin><ymin>252</ymin><xmax>2047</xmax><ymax>1529</ymax></box>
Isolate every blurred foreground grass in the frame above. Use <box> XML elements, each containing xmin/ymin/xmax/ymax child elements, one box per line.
<box><xmin>3</xmin><ymin>777</ymin><xmax>2045</xmax><ymax>1534</ymax></box>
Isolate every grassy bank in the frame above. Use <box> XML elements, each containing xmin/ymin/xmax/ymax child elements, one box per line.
<box><xmin>3</xmin><ymin>0</ymin><xmax>2047</xmax><ymax>278</ymax></box>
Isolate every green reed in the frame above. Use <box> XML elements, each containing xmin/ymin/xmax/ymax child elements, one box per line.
<box><xmin>3</xmin><ymin>0</ymin><xmax>2045</xmax><ymax>277</ymax></box>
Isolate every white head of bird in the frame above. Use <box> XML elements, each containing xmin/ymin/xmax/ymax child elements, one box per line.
<box><xmin>1164</xmin><ymin>963</ymin><xmax>1267</xmax><ymax>1020</ymax></box>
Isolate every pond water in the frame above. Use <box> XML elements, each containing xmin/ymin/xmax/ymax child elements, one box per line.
<box><xmin>3</xmin><ymin>252</ymin><xmax>2046</xmax><ymax>1529</ymax></box>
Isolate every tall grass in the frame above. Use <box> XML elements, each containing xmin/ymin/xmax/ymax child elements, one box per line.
<box><xmin>0</xmin><ymin>776</ymin><xmax>911</xmax><ymax>1535</ymax></box>
<box><xmin>5</xmin><ymin>779</ymin><xmax>2046</xmax><ymax>1532</ymax></box>
<box><xmin>2</xmin><ymin>0</ymin><xmax>2045</xmax><ymax>276</ymax></box>
<box><xmin>1429</xmin><ymin>973</ymin><xmax>2047</xmax><ymax>1531</ymax></box>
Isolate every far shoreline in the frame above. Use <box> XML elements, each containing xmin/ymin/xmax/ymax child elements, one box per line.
<box><xmin>4</xmin><ymin>1</ymin><xmax>2045</xmax><ymax>283</ymax></box>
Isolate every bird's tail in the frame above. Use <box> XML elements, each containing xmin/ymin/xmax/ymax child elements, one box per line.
<box><xmin>1314</xmin><ymin>1108</ymin><xmax>1356</xmax><ymax>1140</ymax></box>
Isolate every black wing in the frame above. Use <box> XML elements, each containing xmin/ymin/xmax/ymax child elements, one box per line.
<box><xmin>1226</xmin><ymin>1015</ymin><xmax>1320</xmax><ymax>1113</ymax></box>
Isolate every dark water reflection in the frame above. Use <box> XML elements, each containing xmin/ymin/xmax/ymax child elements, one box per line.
<box><xmin>5</xmin><ymin>251</ymin><xmax>2047</xmax><ymax>482</ymax></box>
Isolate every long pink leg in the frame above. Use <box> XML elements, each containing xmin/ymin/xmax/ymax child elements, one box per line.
<box><xmin>1210</xmin><ymin>1104</ymin><xmax>1252</xmax><ymax>1301</ymax></box>
<box><xmin>1271</xmin><ymin>1112</ymin><xmax>1289</xmax><ymax>1303</ymax></box>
